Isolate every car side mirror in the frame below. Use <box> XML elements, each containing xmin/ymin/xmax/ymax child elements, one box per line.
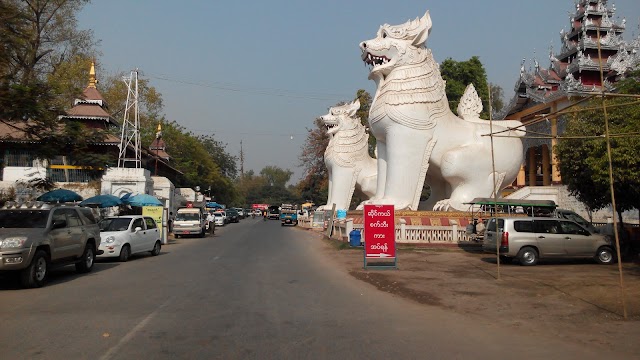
<box><xmin>133</xmin><ymin>226</ymin><xmax>142</xmax><ymax>232</ymax></box>
<box><xmin>52</xmin><ymin>219</ymin><xmax>67</xmax><ymax>229</ymax></box>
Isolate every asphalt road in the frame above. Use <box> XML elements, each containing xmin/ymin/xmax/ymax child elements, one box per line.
<box><xmin>0</xmin><ymin>218</ymin><xmax>619</xmax><ymax>359</ymax></box>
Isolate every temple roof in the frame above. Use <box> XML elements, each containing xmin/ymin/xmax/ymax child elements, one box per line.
<box><xmin>61</xmin><ymin>61</ymin><xmax>119</xmax><ymax>127</ymax></box>
<box><xmin>499</xmin><ymin>0</ymin><xmax>640</xmax><ymax>119</ymax></box>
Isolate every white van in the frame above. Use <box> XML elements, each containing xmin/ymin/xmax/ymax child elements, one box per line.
<box><xmin>173</xmin><ymin>207</ymin><xmax>206</xmax><ymax>238</ymax></box>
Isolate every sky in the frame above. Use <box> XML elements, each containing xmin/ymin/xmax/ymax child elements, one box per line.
<box><xmin>78</xmin><ymin>0</ymin><xmax>640</xmax><ymax>183</ymax></box>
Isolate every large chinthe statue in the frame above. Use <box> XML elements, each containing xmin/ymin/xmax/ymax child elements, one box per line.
<box><xmin>316</xmin><ymin>100</ymin><xmax>377</xmax><ymax>211</ymax></box>
<box><xmin>358</xmin><ymin>11</ymin><xmax>524</xmax><ymax>211</ymax></box>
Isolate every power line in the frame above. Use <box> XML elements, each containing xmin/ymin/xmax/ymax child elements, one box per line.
<box><xmin>146</xmin><ymin>73</ymin><xmax>353</xmax><ymax>102</ymax></box>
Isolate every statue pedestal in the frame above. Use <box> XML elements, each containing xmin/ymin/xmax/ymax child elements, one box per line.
<box><xmin>101</xmin><ymin>167</ymin><xmax>153</xmax><ymax>198</ymax></box>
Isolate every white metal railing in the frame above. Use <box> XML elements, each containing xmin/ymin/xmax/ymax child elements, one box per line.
<box><xmin>327</xmin><ymin>220</ymin><xmax>475</xmax><ymax>244</ymax></box>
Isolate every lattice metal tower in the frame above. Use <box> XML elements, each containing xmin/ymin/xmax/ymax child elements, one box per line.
<box><xmin>118</xmin><ymin>69</ymin><xmax>141</xmax><ymax>168</ymax></box>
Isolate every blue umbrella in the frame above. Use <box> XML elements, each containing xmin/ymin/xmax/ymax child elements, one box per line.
<box><xmin>36</xmin><ymin>189</ymin><xmax>83</xmax><ymax>203</ymax></box>
<box><xmin>125</xmin><ymin>194</ymin><xmax>163</xmax><ymax>207</ymax></box>
<box><xmin>80</xmin><ymin>194</ymin><xmax>123</xmax><ymax>208</ymax></box>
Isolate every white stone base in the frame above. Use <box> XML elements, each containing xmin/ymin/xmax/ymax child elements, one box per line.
<box><xmin>101</xmin><ymin>167</ymin><xmax>153</xmax><ymax>198</ymax></box>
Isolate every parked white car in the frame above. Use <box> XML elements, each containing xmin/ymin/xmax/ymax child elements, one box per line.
<box><xmin>213</xmin><ymin>212</ymin><xmax>225</xmax><ymax>227</ymax></box>
<box><xmin>97</xmin><ymin>216</ymin><xmax>161</xmax><ymax>262</ymax></box>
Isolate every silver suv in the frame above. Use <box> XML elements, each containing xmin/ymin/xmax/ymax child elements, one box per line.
<box><xmin>482</xmin><ymin>217</ymin><xmax>615</xmax><ymax>266</ymax></box>
<box><xmin>0</xmin><ymin>202</ymin><xmax>102</xmax><ymax>287</ymax></box>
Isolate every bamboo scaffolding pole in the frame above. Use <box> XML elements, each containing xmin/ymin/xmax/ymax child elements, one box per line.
<box><xmin>596</xmin><ymin>28</ymin><xmax>627</xmax><ymax>320</ymax></box>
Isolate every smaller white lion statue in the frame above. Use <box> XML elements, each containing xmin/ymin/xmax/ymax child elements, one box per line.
<box><xmin>316</xmin><ymin>100</ymin><xmax>377</xmax><ymax>211</ymax></box>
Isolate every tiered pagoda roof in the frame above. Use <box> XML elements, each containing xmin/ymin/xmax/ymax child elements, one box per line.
<box><xmin>500</xmin><ymin>0</ymin><xmax>640</xmax><ymax>119</ymax></box>
<box><xmin>61</xmin><ymin>62</ymin><xmax>119</xmax><ymax>128</ymax></box>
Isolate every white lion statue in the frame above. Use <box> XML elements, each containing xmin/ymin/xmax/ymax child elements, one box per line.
<box><xmin>316</xmin><ymin>100</ymin><xmax>377</xmax><ymax>211</ymax></box>
<box><xmin>358</xmin><ymin>11</ymin><xmax>525</xmax><ymax>211</ymax></box>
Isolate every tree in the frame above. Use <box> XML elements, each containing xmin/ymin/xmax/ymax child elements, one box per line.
<box><xmin>489</xmin><ymin>82</ymin><xmax>504</xmax><ymax>114</ymax></box>
<box><xmin>0</xmin><ymin>0</ymin><xmax>100</xmax><ymax>165</ymax></box>
<box><xmin>555</xmin><ymin>71</ymin><xmax>640</xmax><ymax>225</ymax></box>
<box><xmin>260</xmin><ymin>166</ymin><xmax>292</xmax><ymax>188</ymax></box>
<box><xmin>197</xmin><ymin>134</ymin><xmax>238</xmax><ymax>179</ymax></box>
<box><xmin>2</xmin><ymin>0</ymin><xmax>95</xmax><ymax>83</ymax></box>
<box><xmin>440</xmin><ymin>56</ymin><xmax>491</xmax><ymax>118</ymax></box>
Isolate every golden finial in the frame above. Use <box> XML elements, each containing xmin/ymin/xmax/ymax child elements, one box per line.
<box><xmin>88</xmin><ymin>60</ymin><xmax>97</xmax><ymax>88</ymax></box>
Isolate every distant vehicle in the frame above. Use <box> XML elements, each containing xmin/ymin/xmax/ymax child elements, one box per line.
<box><xmin>213</xmin><ymin>213</ymin><xmax>225</xmax><ymax>226</ymax></box>
<box><xmin>280</xmin><ymin>204</ymin><xmax>298</xmax><ymax>226</ymax></box>
<box><xmin>97</xmin><ymin>216</ymin><xmax>161</xmax><ymax>262</ymax></box>
<box><xmin>267</xmin><ymin>205</ymin><xmax>280</xmax><ymax>220</ymax></box>
<box><xmin>226</xmin><ymin>209</ymin><xmax>240</xmax><ymax>223</ymax></box>
<box><xmin>173</xmin><ymin>207</ymin><xmax>206</xmax><ymax>238</ymax></box>
<box><xmin>0</xmin><ymin>202</ymin><xmax>101</xmax><ymax>288</ymax></box>
<box><xmin>482</xmin><ymin>217</ymin><xmax>615</xmax><ymax>266</ymax></box>
<box><xmin>235</xmin><ymin>208</ymin><xmax>245</xmax><ymax>219</ymax></box>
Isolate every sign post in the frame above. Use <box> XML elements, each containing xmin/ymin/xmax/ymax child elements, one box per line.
<box><xmin>142</xmin><ymin>206</ymin><xmax>165</xmax><ymax>244</ymax></box>
<box><xmin>363</xmin><ymin>204</ymin><xmax>397</xmax><ymax>269</ymax></box>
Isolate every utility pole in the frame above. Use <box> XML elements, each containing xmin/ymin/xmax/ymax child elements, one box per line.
<box><xmin>239</xmin><ymin>140</ymin><xmax>244</xmax><ymax>177</ymax></box>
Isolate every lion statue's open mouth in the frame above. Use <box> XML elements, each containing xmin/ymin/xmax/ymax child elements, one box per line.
<box><xmin>362</xmin><ymin>53</ymin><xmax>390</xmax><ymax>68</ymax></box>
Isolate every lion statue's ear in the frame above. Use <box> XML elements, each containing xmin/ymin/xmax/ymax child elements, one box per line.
<box><xmin>347</xmin><ymin>100</ymin><xmax>361</xmax><ymax>117</ymax></box>
<box><xmin>412</xmin><ymin>11</ymin><xmax>432</xmax><ymax>47</ymax></box>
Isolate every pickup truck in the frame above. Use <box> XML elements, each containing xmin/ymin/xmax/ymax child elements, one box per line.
<box><xmin>0</xmin><ymin>202</ymin><xmax>102</xmax><ymax>288</ymax></box>
<box><xmin>280</xmin><ymin>208</ymin><xmax>298</xmax><ymax>226</ymax></box>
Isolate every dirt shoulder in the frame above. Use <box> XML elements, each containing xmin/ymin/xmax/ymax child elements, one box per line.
<box><xmin>308</xmin><ymin>229</ymin><xmax>640</xmax><ymax>356</ymax></box>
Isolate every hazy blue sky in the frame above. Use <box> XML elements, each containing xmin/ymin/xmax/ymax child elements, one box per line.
<box><xmin>78</xmin><ymin>1</ymin><xmax>640</xmax><ymax>183</ymax></box>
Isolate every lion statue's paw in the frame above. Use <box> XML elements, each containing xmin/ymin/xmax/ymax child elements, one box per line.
<box><xmin>433</xmin><ymin>199</ymin><xmax>452</xmax><ymax>211</ymax></box>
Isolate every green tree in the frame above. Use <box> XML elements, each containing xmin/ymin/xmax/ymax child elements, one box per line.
<box><xmin>555</xmin><ymin>71</ymin><xmax>640</xmax><ymax>224</ymax></box>
<box><xmin>260</xmin><ymin>166</ymin><xmax>292</xmax><ymax>188</ymax></box>
<box><xmin>489</xmin><ymin>82</ymin><xmax>504</xmax><ymax>114</ymax></box>
<box><xmin>3</xmin><ymin>0</ymin><xmax>95</xmax><ymax>83</ymax></box>
<box><xmin>197</xmin><ymin>134</ymin><xmax>238</xmax><ymax>179</ymax></box>
<box><xmin>0</xmin><ymin>0</ymin><xmax>100</xmax><ymax>165</ymax></box>
<box><xmin>440</xmin><ymin>56</ymin><xmax>490</xmax><ymax>118</ymax></box>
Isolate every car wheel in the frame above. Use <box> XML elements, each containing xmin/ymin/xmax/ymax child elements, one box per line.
<box><xmin>119</xmin><ymin>244</ymin><xmax>131</xmax><ymax>262</ymax></box>
<box><xmin>595</xmin><ymin>246</ymin><xmax>615</xmax><ymax>264</ymax></box>
<box><xmin>151</xmin><ymin>241</ymin><xmax>161</xmax><ymax>256</ymax></box>
<box><xmin>76</xmin><ymin>243</ymin><xmax>95</xmax><ymax>273</ymax></box>
<box><xmin>517</xmin><ymin>247</ymin><xmax>538</xmax><ymax>266</ymax></box>
<box><xmin>20</xmin><ymin>250</ymin><xmax>49</xmax><ymax>288</ymax></box>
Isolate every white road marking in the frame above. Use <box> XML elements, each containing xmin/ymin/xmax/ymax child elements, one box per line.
<box><xmin>99</xmin><ymin>296</ymin><xmax>175</xmax><ymax>360</ymax></box>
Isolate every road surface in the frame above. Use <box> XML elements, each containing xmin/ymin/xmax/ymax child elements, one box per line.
<box><xmin>0</xmin><ymin>218</ymin><xmax>618</xmax><ymax>359</ymax></box>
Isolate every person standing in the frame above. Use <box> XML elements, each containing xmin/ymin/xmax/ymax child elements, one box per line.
<box><xmin>207</xmin><ymin>211</ymin><xmax>215</xmax><ymax>235</ymax></box>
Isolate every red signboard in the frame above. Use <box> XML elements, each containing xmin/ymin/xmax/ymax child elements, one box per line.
<box><xmin>363</xmin><ymin>204</ymin><xmax>395</xmax><ymax>259</ymax></box>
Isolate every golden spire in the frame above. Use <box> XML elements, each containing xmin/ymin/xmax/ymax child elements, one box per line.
<box><xmin>88</xmin><ymin>61</ymin><xmax>97</xmax><ymax>88</ymax></box>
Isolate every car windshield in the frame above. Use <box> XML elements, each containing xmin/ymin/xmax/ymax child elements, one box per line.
<box><xmin>214</xmin><ymin>213</ymin><xmax>222</xmax><ymax>218</ymax></box>
<box><xmin>0</xmin><ymin>209</ymin><xmax>50</xmax><ymax>228</ymax></box>
<box><xmin>176</xmin><ymin>213</ymin><xmax>199</xmax><ymax>221</ymax></box>
<box><xmin>99</xmin><ymin>218</ymin><xmax>132</xmax><ymax>232</ymax></box>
